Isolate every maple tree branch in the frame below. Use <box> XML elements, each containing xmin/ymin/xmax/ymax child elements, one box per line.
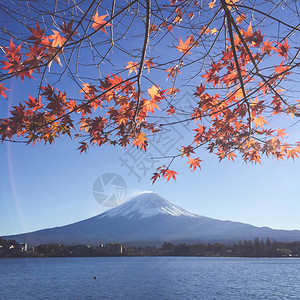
<box><xmin>44</xmin><ymin>0</ymin><xmax>97</xmax><ymax>74</ymax></box>
<box><xmin>235</xmin><ymin>4</ymin><xmax>300</xmax><ymax>32</ymax></box>
<box><xmin>0</xmin><ymin>0</ymin><xmax>96</xmax><ymax>84</ymax></box>
<box><xmin>67</xmin><ymin>0</ymin><xmax>139</xmax><ymax>47</ymax></box>
<box><xmin>110</xmin><ymin>0</ymin><xmax>116</xmax><ymax>47</ymax></box>
<box><xmin>226</xmin><ymin>8</ymin><xmax>292</xmax><ymax>110</ymax></box>
<box><xmin>221</xmin><ymin>0</ymin><xmax>252</xmax><ymax>136</ymax></box>
<box><xmin>153</xmin><ymin>99</ymin><xmax>247</xmax><ymax>161</ymax></box>
<box><xmin>0</xmin><ymin>0</ymin><xmax>138</xmax><ymax>83</ymax></box>
<box><xmin>184</xmin><ymin>17</ymin><xmax>225</xmax><ymax>84</ymax></box>
<box><xmin>133</xmin><ymin>0</ymin><xmax>151</xmax><ymax>130</ymax></box>
<box><xmin>158</xmin><ymin>58</ymin><xmax>300</xmax><ymax>129</ymax></box>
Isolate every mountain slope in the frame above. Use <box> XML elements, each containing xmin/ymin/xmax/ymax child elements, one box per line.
<box><xmin>4</xmin><ymin>192</ymin><xmax>300</xmax><ymax>246</ymax></box>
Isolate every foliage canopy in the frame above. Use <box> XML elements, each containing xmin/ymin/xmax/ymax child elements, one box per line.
<box><xmin>0</xmin><ymin>0</ymin><xmax>299</xmax><ymax>182</ymax></box>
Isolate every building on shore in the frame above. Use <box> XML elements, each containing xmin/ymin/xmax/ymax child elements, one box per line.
<box><xmin>19</xmin><ymin>243</ymin><xmax>28</xmax><ymax>252</ymax></box>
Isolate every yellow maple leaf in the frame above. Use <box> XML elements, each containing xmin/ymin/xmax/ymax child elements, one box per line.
<box><xmin>210</xmin><ymin>28</ymin><xmax>218</xmax><ymax>35</ymax></box>
<box><xmin>235</xmin><ymin>88</ymin><xmax>247</xmax><ymax>100</ymax></box>
<box><xmin>208</xmin><ymin>1</ymin><xmax>215</xmax><ymax>9</ymax></box>
<box><xmin>125</xmin><ymin>61</ymin><xmax>139</xmax><ymax>74</ymax></box>
<box><xmin>147</xmin><ymin>85</ymin><xmax>160</xmax><ymax>99</ymax></box>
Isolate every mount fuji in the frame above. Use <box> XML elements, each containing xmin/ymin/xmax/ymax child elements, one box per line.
<box><xmin>4</xmin><ymin>192</ymin><xmax>300</xmax><ymax>246</ymax></box>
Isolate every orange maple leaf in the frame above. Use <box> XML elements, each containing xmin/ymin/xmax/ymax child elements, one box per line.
<box><xmin>109</xmin><ymin>73</ymin><xmax>123</xmax><ymax>88</ymax></box>
<box><xmin>236</xmin><ymin>13</ymin><xmax>247</xmax><ymax>24</ymax></box>
<box><xmin>48</xmin><ymin>30</ymin><xmax>67</xmax><ymax>47</ymax></box>
<box><xmin>149</xmin><ymin>24</ymin><xmax>158</xmax><ymax>34</ymax></box>
<box><xmin>165</xmin><ymin>66</ymin><xmax>181</xmax><ymax>81</ymax></box>
<box><xmin>227</xmin><ymin>152</ymin><xmax>237</xmax><ymax>162</ymax></box>
<box><xmin>252</xmin><ymin>153</ymin><xmax>261</xmax><ymax>164</ymax></box>
<box><xmin>277</xmin><ymin>128</ymin><xmax>288</xmax><ymax>138</ymax></box>
<box><xmin>144</xmin><ymin>100</ymin><xmax>160</xmax><ymax>114</ymax></box>
<box><xmin>286</xmin><ymin>106</ymin><xmax>297</xmax><ymax>119</ymax></box>
<box><xmin>166</xmin><ymin>87</ymin><xmax>180</xmax><ymax>96</ymax></box>
<box><xmin>187</xmin><ymin>157</ymin><xmax>201</xmax><ymax>171</ymax></box>
<box><xmin>91</xmin><ymin>12</ymin><xmax>111</xmax><ymax>34</ymax></box>
<box><xmin>147</xmin><ymin>85</ymin><xmax>160</xmax><ymax>99</ymax></box>
<box><xmin>225</xmin><ymin>0</ymin><xmax>240</xmax><ymax>5</ymax></box>
<box><xmin>253</xmin><ymin>116</ymin><xmax>269</xmax><ymax>128</ymax></box>
<box><xmin>243</xmin><ymin>22</ymin><xmax>253</xmax><ymax>42</ymax></box>
<box><xmin>188</xmin><ymin>13</ymin><xmax>194</xmax><ymax>19</ymax></box>
<box><xmin>287</xmin><ymin>148</ymin><xmax>299</xmax><ymax>160</ymax></box>
<box><xmin>261</xmin><ymin>39</ymin><xmax>275</xmax><ymax>55</ymax></box>
<box><xmin>208</xmin><ymin>1</ymin><xmax>215</xmax><ymax>9</ymax></box>
<box><xmin>125</xmin><ymin>61</ymin><xmax>139</xmax><ymax>74</ymax></box>
<box><xmin>132</xmin><ymin>132</ymin><xmax>148</xmax><ymax>150</ymax></box>
<box><xmin>274</xmin><ymin>62</ymin><xmax>290</xmax><ymax>78</ymax></box>
<box><xmin>144</xmin><ymin>58</ymin><xmax>155</xmax><ymax>73</ymax></box>
<box><xmin>66</xmin><ymin>99</ymin><xmax>77</xmax><ymax>112</ymax></box>
<box><xmin>235</xmin><ymin>88</ymin><xmax>247</xmax><ymax>100</ymax></box>
<box><xmin>175</xmin><ymin>36</ymin><xmax>191</xmax><ymax>54</ymax></box>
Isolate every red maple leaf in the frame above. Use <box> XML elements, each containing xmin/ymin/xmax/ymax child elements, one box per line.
<box><xmin>181</xmin><ymin>145</ymin><xmax>195</xmax><ymax>157</ymax></box>
<box><xmin>163</xmin><ymin>169</ymin><xmax>178</xmax><ymax>182</ymax></box>
<box><xmin>276</xmin><ymin>39</ymin><xmax>289</xmax><ymax>60</ymax></box>
<box><xmin>151</xmin><ymin>172</ymin><xmax>160</xmax><ymax>184</ymax></box>
<box><xmin>27</xmin><ymin>22</ymin><xmax>45</xmax><ymax>43</ymax></box>
<box><xmin>1</xmin><ymin>39</ymin><xmax>33</xmax><ymax>81</ymax></box>
<box><xmin>60</xmin><ymin>20</ymin><xmax>78</xmax><ymax>40</ymax></box>
<box><xmin>194</xmin><ymin>83</ymin><xmax>205</xmax><ymax>97</ymax></box>
<box><xmin>0</xmin><ymin>83</ymin><xmax>9</xmax><ymax>99</ymax></box>
<box><xmin>167</xmin><ymin>106</ymin><xmax>176</xmax><ymax>115</ymax></box>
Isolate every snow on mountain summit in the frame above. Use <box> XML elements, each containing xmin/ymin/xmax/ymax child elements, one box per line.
<box><xmin>99</xmin><ymin>192</ymin><xmax>198</xmax><ymax>219</ymax></box>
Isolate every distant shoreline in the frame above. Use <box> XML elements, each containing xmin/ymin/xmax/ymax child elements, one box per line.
<box><xmin>1</xmin><ymin>255</ymin><xmax>299</xmax><ymax>259</ymax></box>
<box><xmin>1</xmin><ymin>237</ymin><xmax>300</xmax><ymax>258</ymax></box>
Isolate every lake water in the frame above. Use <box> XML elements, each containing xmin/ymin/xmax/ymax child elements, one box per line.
<box><xmin>0</xmin><ymin>257</ymin><xmax>299</xmax><ymax>299</ymax></box>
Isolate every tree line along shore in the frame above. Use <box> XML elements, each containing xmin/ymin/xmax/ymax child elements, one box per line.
<box><xmin>1</xmin><ymin>237</ymin><xmax>299</xmax><ymax>258</ymax></box>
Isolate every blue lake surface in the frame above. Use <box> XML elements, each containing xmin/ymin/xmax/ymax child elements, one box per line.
<box><xmin>0</xmin><ymin>257</ymin><xmax>299</xmax><ymax>299</ymax></box>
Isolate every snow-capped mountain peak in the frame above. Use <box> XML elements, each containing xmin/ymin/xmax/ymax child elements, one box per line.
<box><xmin>6</xmin><ymin>192</ymin><xmax>300</xmax><ymax>246</ymax></box>
<box><xmin>99</xmin><ymin>192</ymin><xmax>198</xmax><ymax>219</ymax></box>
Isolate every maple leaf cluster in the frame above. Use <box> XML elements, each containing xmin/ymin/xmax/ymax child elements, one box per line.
<box><xmin>0</xmin><ymin>0</ymin><xmax>299</xmax><ymax>184</ymax></box>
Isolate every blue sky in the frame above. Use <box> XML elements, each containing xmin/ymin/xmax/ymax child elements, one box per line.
<box><xmin>1</xmin><ymin>0</ymin><xmax>300</xmax><ymax>236</ymax></box>
<box><xmin>1</xmin><ymin>119</ymin><xmax>300</xmax><ymax>236</ymax></box>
